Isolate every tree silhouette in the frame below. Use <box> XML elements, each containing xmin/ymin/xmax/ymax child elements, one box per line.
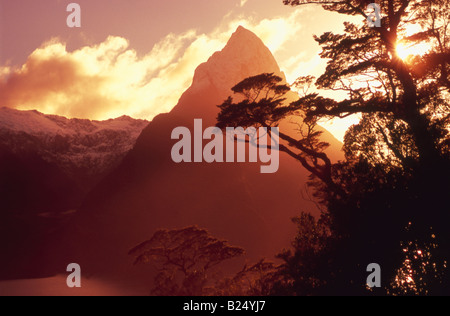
<box><xmin>281</xmin><ymin>0</ymin><xmax>449</xmax><ymax>167</ymax></box>
<box><xmin>285</xmin><ymin>0</ymin><xmax>450</xmax><ymax>296</ymax></box>
<box><xmin>129</xmin><ymin>226</ymin><xmax>244</xmax><ymax>296</ymax></box>
<box><xmin>272</xmin><ymin>214</ymin><xmax>332</xmax><ymax>295</ymax></box>
<box><xmin>217</xmin><ymin>73</ymin><xmax>339</xmax><ymax>195</ymax></box>
<box><xmin>217</xmin><ymin>0</ymin><xmax>450</xmax><ymax>295</ymax></box>
<box><xmin>212</xmin><ymin>259</ymin><xmax>280</xmax><ymax>296</ymax></box>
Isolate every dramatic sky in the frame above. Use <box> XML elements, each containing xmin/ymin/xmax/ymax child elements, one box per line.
<box><xmin>0</xmin><ymin>0</ymin><xmax>362</xmax><ymax>140</ymax></box>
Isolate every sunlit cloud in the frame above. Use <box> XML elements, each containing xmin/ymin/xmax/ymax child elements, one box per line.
<box><xmin>217</xmin><ymin>9</ymin><xmax>304</xmax><ymax>55</ymax></box>
<box><xmin>0</xmin><ymin>32</ymin><xmax>202</xmax><ymax>120</ymax></box>
<box><xmin>283</xmin><ymin>51</ymin><xmax>323</xmax><ymax>83</ymax></box>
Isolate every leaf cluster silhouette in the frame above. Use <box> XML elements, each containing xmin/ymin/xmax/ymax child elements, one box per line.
<box><xmin>129</xmin><ymin>226</ymin><xmax>245</xmax><ymax>295</ymax></box>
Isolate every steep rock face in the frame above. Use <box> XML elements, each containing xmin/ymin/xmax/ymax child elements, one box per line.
<box><xmin>63</xmin><ymin>26</ymin><xmax>344</xmax><ymax>287</ymax></box>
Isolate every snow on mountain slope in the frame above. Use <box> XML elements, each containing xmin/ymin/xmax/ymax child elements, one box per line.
<box><xmin>0</xmin><ymin>107</ymin><xmax>149</xmax><ymax>184</ymax></box>
<box><xmin>0</xmin><ymin>107</ymin><xmax>146</xmax><ymax>135</ymax></box>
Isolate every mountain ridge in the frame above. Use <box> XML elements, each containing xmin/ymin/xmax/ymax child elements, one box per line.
<box><xmin>0</xmin><ymin>107</ymin><xmax>149</xmax><ymax>186</ymax></box>
<box><xmin>0</xmin><ymin>107</ymin><xmax>147</xmax><ymax>135</ymax></box>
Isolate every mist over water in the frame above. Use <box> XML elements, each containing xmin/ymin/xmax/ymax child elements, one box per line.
<box><xmin>0</xmin><ymin>276</ymin><xmax>146</xmax><ymax>296</ymax></box>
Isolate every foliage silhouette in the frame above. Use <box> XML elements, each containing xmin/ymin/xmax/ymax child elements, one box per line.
<box><xmin>217</xmin><ymin>0</ymin><xmax>450</xmax><ymax>295</ymax></box>
<box><xmin>129</xmin><ymin>226</ymin><xmax>245</xmax><ymax>296</ymax></box>
<box><xmin>129</xmin><ymin>226</ymin><xmax>283</xmax><ymax>296</ymax></box>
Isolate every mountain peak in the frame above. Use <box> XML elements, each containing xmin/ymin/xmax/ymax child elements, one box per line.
<box><xmin>230</xmin><ymin>25</ymin><xmax>258</xmax><ymax>40</ymax></box>
<box><xmin>194</xmin><ymin>26</ymin><xmax>284</xmax><ymax>90</ymax></box>
<box><xmin>227</xmin><ymin>25</ymin><xmax>266</xmax><ymax>45</ymax></box>
<box><xmin>170</xmin><ymin>26</ymin><xmax>286</xmax><ymax>121</ymax></box>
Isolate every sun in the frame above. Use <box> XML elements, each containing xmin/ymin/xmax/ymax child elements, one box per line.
<box><xmin>395</xmin><ymin>23</ymin><xmax>432</xmax><ymax>61</ymax></box>
<box><xmin>396</xmin><ymin>41</ymin><xmax>431</xmax><ymax>60</ymax></box>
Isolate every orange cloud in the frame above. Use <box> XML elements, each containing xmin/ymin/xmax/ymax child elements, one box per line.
<box><xmin>0</xmin><ymin>34</ymin><xmax>200</xmax><ymax>120</ymax></box>
<box><xmin>0</xmin><ymin>43</ymin><xmax>108</xmax><ymax>118</ymax></box>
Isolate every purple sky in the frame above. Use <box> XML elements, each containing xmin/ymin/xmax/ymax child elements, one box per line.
<box><xmin>0</xmin><ymin>0</ymin><xmax>296</xmax><ymax>64</ymax></box>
